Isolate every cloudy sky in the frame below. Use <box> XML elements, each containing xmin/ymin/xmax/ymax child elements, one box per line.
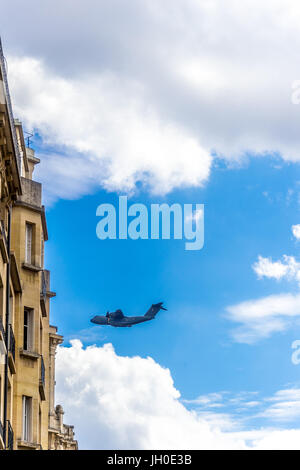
<box><xmin>2</xmin><ymin>0</ymin><xmax>300</xmax><ymax>449</ymax></box>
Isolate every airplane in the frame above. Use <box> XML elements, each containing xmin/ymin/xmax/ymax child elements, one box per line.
<box><xmin>90</xmin><ymin>302</ymin><xmax>167</xmax><ymax>327</ymax></box>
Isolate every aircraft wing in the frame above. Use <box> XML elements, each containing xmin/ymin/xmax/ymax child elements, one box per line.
<box><xmin>110</xmin><ymin>309</ymin><xmax>124</xmax><ymax>320</ymax></box>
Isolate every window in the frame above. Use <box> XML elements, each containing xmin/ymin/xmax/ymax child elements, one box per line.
<box><xmin>41</xmin><ymin>232</ymin><xmax>44</xmax><ymax>268</ymax></box>
<box><xmin>22</xmin><ymin>396</ymin><xmax>32</xmax><ymax>442</ymax></box>
<box><xmin>23</xmin><ymin>308</ymin><xmax>34</xmax><ymax>351</ymax></box>
<box><xmin>25</xmin><ymin>223</ymin><xmax>33</xmax><ymax>264</ymax></box>
<box><xmin>39</xmin><ymin>406</ymin><xmax>41</xmax><ymax>444</ymax></box>
<box><xmin>9</xmin><ymin>292</ymin><xmax>13</xmax><ymax>325</ymax></box>
<box><xmin>0</xmin><ymin>275</ymin><xmax>3</xmax><ymax>327</ymax></box>
<box><xmin>40</xmin><ymin>319</ymin><xmax>43</xmax><ymax>355</ymax></box>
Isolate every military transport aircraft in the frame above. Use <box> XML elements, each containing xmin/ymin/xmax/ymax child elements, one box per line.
<box><xmin>90</xmin><ymin>302</ymin><xmax>167</xmax><ymax>327</ymax></box>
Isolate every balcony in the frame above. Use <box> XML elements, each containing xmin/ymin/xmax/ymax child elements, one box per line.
<box><xmin>0</xmin><ymin>315</ymin><xmax>5</xmax><ymax>341</ymax></box>
<box><xmin>18</xmin><ymin>177</ymin><xmax>41</xmax><ymax>209</ymax></box>
<box><xmin>9</xmin><ymin>324</ymin><xmax>15</xmax><ymax>360</ymax></box>
<box><xmin>40</xmin><ymin>270</ymin><xmax>55</xmax><ymax>317</ymax></box>
<box><xmin>39</xmin><ymin>355</ymin><xmax>46</xmax><ymax>401</ymax></box>
<box><xmin>6</xmin><ymin>420</ymin><xmax>14</xmax><ymax>450</ymax></box>
<box><xmin>0</xmin><ymin>316</ymin><xmax>6</xmax><ymax>358</ymax></box>
<box><xmin>0</xmin><ymin>220</ymin><xmax>7</xmax><ymax>247</ymax></box>
<box><xmin>10</xmin><ymin>252</ymin><xmax>22</xmax><ymax>294</ymax></box>
<box><xmin>8</xmin><ymin>324</ymin><xmax>16</xmax><ymax>374</ymax></box>
<box><xmin>0</xmin><ymin>419</ymin><xmax>4</xmax><ymax>449</ymax></box>
<box><xmin>40</xmin><ymin>270</ymin><xmax>47</xmax><ymax>317</ymax></box>
<box><xmin>0</xmin><ymin>219</ymin><xmax>8</xmax><ymax>263</ymax></box>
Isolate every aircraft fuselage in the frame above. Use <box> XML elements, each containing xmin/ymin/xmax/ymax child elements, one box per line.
<box><xmin>90</xmin><ymin>315</ymin><xmax>152</xmax><ymax>327</ymax></box>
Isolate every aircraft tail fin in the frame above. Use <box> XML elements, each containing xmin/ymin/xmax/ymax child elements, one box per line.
<box><xmin>144</xmin><ymin>302</ymin><xmax>167</xmax><ymax>318</ymax></box>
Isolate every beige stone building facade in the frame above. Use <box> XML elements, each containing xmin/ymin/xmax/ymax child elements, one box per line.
<box><xmin>0</xmin><ymin>38</ymin><xmax>77</xmax><ymax>450</ymax></box>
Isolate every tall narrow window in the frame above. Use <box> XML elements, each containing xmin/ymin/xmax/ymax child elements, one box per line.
<box><xmin>39</xmin><ymin>406</ymin><xmax>41</xmax><ymax>444</ymax></box>
<box><xmin>40</xmin><ymin>319</ymin><xmax>43</xmax><ymax>355</ymax></box>
<box><xmin>41</xmin><ymin>232</ymin><xmax>44</xmax><ymax>268</ymax></box>
<box><xmin>22</xmin><ymin>396</ymin><xmax>32</xmax><ymax>442</ymax></box>
<box><xmin>25</xmin><ymin>223</ymin><xmax>33</xmax><ymax>264</ymax></box>
<box><xmin>9</xmin><ymin>292</ymin><xmax>13</xmax><ymax>325</ymax></box>
<box><xmin>0</xmin><ymin>276</ymin><xmax>3</xmax><ymax>326</ymax></box>
<box><xmin>24</xmin><ymin>308</ymin><xmax>33</xmax><ymax>351</ymax></box>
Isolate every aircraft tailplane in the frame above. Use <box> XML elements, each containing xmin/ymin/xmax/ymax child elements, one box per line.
<box><xmin>144</xmin><ymin>302</ymin><xmax>167</xmax><ymax>318</ymax></box>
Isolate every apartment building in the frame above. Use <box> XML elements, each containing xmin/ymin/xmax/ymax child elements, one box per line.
<box><xmin>0</xmin><ymin>38</ymin><xmax>77</xmax><ymax>450</ymax></box>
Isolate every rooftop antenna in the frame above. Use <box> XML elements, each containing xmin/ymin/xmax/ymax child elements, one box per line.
<box><xmin>24</xmin><ymin>131</ymin><xmax>34</xmax><ymax>148</ymax></box>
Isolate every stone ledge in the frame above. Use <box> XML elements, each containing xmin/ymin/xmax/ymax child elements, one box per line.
<box><xmin>19</xmin><ymin>349</ymin><xmax>40</xmax><ymax>360</ymax></box>
<box><xmin>47</xmin><ymin>290</ymin><xmax>56</xmax><ymax>298</ymax></box>
<box><xmin>22</xmin><ymin>262</ymin><xmax>42</xmax><ymax>272</ymax></box>
<box><xmin>17</xmin><ymin>439</ymin><xmax>40</xmax><ymax>450</ymax></box>
<box><xmin>14</xmin><ymin>200</ymin><xmax>42</xmax><ymax>213</ymax></box>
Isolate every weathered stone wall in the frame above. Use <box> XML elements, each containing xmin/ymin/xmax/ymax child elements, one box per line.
<box><xmin>18</xmin><ymin>177</ymin><xmax>41</xmax><ymax>208</ymax></box>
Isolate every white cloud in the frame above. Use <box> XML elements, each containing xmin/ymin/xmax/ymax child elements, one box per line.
<box><xmin>253</xmin><ymin>256</ymin><xmax>290</xmax><ymax>280</ymax></box>
<box><xmin>65</xmin><ymin>326</ymin><xmax>107</xmax><ymax>344</ymax></box>
<box><xmin>185</xmin><ymin>391</ymin><xmax>261</xmax><ymax>410</ymax></box>
<box><xmin>1</xmin><ymin>0</ymin><xmax>300</xmax><ymax>201</ymax></box>
<box><xmin>253</xmin><ymin>255</ymin><xmax>300</xmax><ymax>284</ymax></box>
<box><xmin>259</xmin><ymin>389</ymin><xmax>300</xmax><ymax>421</ymax></box>
<box><xmin>184</xmin><ymin>206</ymin><xmax>204</xmax><ymax>224</ymax></box>
<box><xmin>250</xmin><ymin>429</ymin><xmax>300</xmax><ymax>450</ymax></box>
<box><xmin>8</xmin><ymin>56</ymin><xmax>211</xmax><ymax>204</ymax></box>
<box><xmin>226</xmin><ymin>293</ymin><xmax>300</xmax><ymax>343</ymax></box>
<box><xmin>243</xmin><ymin>401</ymin><xmax>261</xmax><ymax>408</ymax></box>
<box><xmin>55</xmin><ymin>340</ymin><xmax>300</xmax><ymax>450</ymax></box>
<box><xmin>234</xmin><ymin>224</ymin><xmax>300</xmax><ymax>343</ymax></box>
<box><xmin>183</xmin><ymin>392</ymin><xmax>225</xmax><ymax>407</ymax></box>
<box><xmin>55</xmin><ymin>340</ymin><xmax>247</xmax><ymax>450</ymax></box>
<box><xmin>292</xmin><ymin>224</ymin><xmax>300</xmax><ymax>240</ymax></box>
<box><xmin>230</xmin><ymin>428</ymin><xmax>300</xmax><ymax>450</ymax></box>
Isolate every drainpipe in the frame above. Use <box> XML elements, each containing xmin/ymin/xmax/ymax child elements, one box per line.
<box><xmin>3</xmin><ymin>204</ymin><xmax>11</xmax><ymax>449</ymax></box>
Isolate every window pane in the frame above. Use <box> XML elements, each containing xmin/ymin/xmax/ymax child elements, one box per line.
<box><xmin>24</xmin><ymin>309</ymin><xmax>33</xmax><ymax>351</ymax></box>
<box><xmin>24</xmin><ymin>397</ymin><xmax>32</xmax><ymax>441</ymax></box>
<box><xmin>22</xmin><ymin>396</ymin><xmax>30</xmax><ymax>441</ymax></box>
<box><xmin>25</xmin><ymin>224</ymin><xmax>32</xmax><ymax>264</ymax></box>
<box><xmin>23</xmin><ymin>310</ymin><xmax>28</xmax><ymax>350</ymax></box>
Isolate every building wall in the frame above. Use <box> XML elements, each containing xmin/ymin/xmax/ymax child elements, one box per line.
<box><xmin>0</xmin><ymin>38</ymin><xmax>77</xmax><ymax>451</ymax></box>
<box><xmin>11</xmin><ymin>190</ymin><xmax>48</xmax><ymax>450</ymax></box>
<box><xmin>0</xmin><ymin>38</ymin><xmax>22</xmax><ymax>450</ymax></box>
<box><xmin>9</xmin><ymin>123</ymin><xmax>78</xmax><ymax>453</ymax></box>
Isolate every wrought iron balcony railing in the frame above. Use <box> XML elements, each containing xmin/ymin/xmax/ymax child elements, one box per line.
<box><xmin>0</xmin><ymin>220</ymin><xmax>7</xmax><ymax>249</ymax></box>
<box><xmin>40</xmin><ymin>270</ymin><xmax>47</xmax><ymax>317</ymax></box>
<box><xmin>40</xmin><ymin>355</ymin><xmax>45</xmax><ymax>387</ymax></box>
<box><xmin>39</xmin><ymin>355</ymin><xmax>46</xmax><ymax>401</ymax></box>
<box><xmin>8</xmin><ymin>324</ymin><xmax>15</xmax><ymax>361</ymax></box>
<box><xmin>0</xmin><ymin>419</ymin><xmax>3</xmax><ymax>443</ymax></box>
<box><xmin>41</xmin><ymin>270</ymin><xmax>47</xmax><ymax>299</ymax></box>
<box><xmin>0</xmin><ymin>315</ymin><xmax>5</xmax><ymax>339</ymax></box>
<box><xmin>6</xmin><ymin>420</ymin><xmax>13</xmax><ymax>450</ymax></box>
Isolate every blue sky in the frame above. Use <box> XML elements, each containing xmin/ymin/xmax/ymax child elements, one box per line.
<box><xmin>44</xmin><ymin>154</ymin><xmax>300</xmax><ymax>403</ymax></box>
<box><xmin>3</xmin><ymin>0</ymin><xmax>300</xmax><ymax>449</ymax></box>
